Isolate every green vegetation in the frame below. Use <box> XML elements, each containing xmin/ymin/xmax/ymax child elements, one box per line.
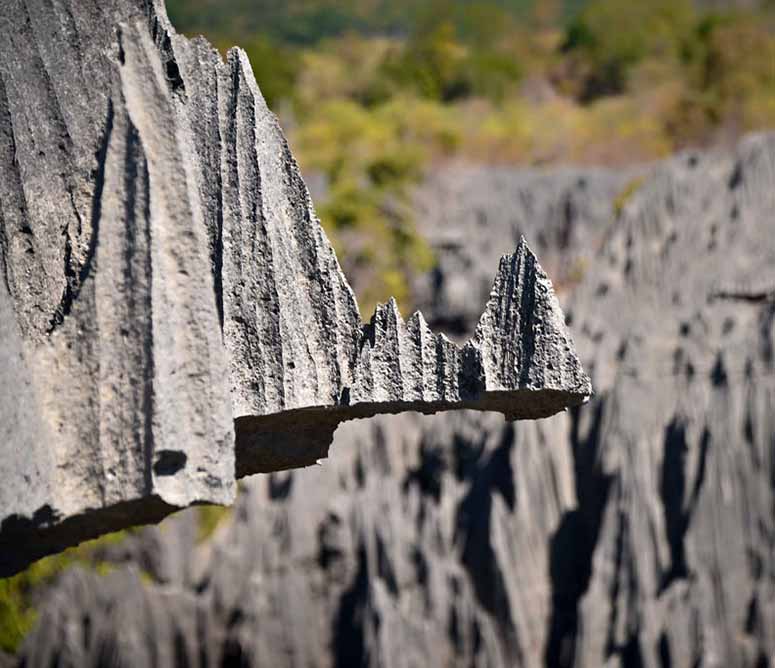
<box><xmin>562</xmin><ymin>0</ymin><xmax>696</xmax><ymax>98</ymax></box>
<box><xmin>1</xmin><ymin>505</ymin><xmax>232</xmax><ymax>654</ymax></box>
<box><xmin>167</xmin><ymin>0</ymin><xmax>775</xmax><ymax>308</ymax></box>
<box><xmin>166</xmin><ymin>0</ymin><xmax>548</xmax><ymax>48</ymax></box>
<box><xmin>0</xmin><ymin>530</ymin><xmax>130</xmax><ymax>653</ymax></box>
<box><xmin>196</xmin><ymin>504</ymin><xmax>232</xmax><ymax>543</ymax></box>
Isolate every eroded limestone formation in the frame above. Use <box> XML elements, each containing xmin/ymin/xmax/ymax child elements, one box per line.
<box><xmin>0</xmin><ymin>0</ymin><xmax>589</xmax><ymax>577</ymax></box>
<box><xmin>16</xmin><ymin>135</ymin><xmax>775</xmax><ymax>668</ymax></box>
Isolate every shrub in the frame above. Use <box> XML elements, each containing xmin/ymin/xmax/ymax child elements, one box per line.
<box><xmin>563</xmin><ymin>0</ymin><xmax>696</xmax><ymax>99</ymax></box>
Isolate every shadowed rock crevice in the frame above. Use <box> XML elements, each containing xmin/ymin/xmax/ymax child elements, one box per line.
<box><xmin>454</xmin><ymin>422</ymin><xmax>521</xmax><ymax>661</ymax></box>
<box><xmin>659</xmin><ymin>419</ymin><xmax>691</xmax><ymax>590</ymax></box>
<box><xmin>603</xmin><ymin>511</ymin><xmax>644</xmax><ymax>667</ymax></box>
<box><xmin>403</xmin><ymin>438</ymin><xmax>447</xmax><ymax>504</ymax></box>
<box><xmin>659</xmin><ymin>421</ymin><xmax>711</xmax><ymax>593</ymax></box>
<box><xmin>333</xmin><ymin>545</ymin><xmax>370</xmax><ymax>668</ymax></box>
<box><xmin>545</xmin><ymin>400</ymin><xmax>611</xmax><ymax>668</ymax></box>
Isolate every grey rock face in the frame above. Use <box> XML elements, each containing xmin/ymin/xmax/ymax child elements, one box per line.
<box><xmin>16</xmin><ymin>411</ymin><xmax>577</xmax><ymax>668</ymax></box>
<box><xmin>236</xmin><ymin>239</ymin><xmax>590</xmax><ymax>478</ymax></box>
<box><xmin>17</xmin><ymin>136</ymin><xmax>775</xmax><ymax>667</ymax></box>
<box><xmin>413</xmin><ymin>165</ymin><xmax>636</xmax><ymax>336</ymax></box>
<box><xmin>562</xmin><ymin>138</ymin><xmax>775</xmax><ymax>668</ymax></box>
<box><xmin>0</xmin><ymin>1</ymin><xmax>588</xmax><ymax>576</ymax></box>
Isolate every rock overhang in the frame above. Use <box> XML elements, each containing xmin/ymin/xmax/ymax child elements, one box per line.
<box><xmin>0</xmin><ymin>0</ymin><xmax>590</xmax><ymax>577</ymax></box>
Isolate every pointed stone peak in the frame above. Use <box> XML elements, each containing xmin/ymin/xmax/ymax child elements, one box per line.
<box><xmin>472</xmin><ymin>237</ymin><xmax>592</xmax><ymax>397</ymax></box>
<box><xmin>346</xmin><ymin>237</ymin><xmax>591</xmax><ymax>414</ymax></box>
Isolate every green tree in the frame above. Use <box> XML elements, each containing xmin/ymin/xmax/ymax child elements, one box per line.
<box><xmin>563</xmin><ymin>0</ymin><xmax>696</xmax><ymax>98</ymax></box>
<box><xmin>381</xmin><ymin>21</ymin><xmax>471</xmax><ymax>101</ymax></box>
<box><xmin>669</xmin><ymin>11</ymin><xmax>775</xmax><ymax>142</ymax></box>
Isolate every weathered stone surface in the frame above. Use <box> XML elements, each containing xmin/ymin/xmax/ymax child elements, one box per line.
<box><xmin>0</xmin><ymin>1</ymin><xmax>588</xmax><ymax>576</ymax></box>
<box><xmin>16</xmin><ymin>135</ymin><xmax>775</xmax><ymax>667</ymax></box>
<box><xmin>236</xmin><ymin>238</ymin><xmax>591</xmax><ymax>477</ymax></box>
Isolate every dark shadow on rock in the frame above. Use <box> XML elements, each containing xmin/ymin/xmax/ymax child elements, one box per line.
<box><xmin>545</xmin><ymin>399</ymin><xmax>611</xmax><ymax>668</ymax></box>
<box><xmin>333</xmin><ymin>544</ymin><xmax>369</xmax><ymax>668</ymax></box>
<box><xmin>454</xmin><ymin>421</ymin><xmax>521</xmax><ymax>660</ymax></box>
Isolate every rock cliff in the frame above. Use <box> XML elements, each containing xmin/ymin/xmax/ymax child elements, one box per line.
<box><xmin>15</xmin><ymin>134</ymin><xmax>775</xmax><ymax>667</ymax></box>
<box><xmin>0</xmin><ymin>1</ymin><xmax>588</xmax><ymax>577</ymax></box>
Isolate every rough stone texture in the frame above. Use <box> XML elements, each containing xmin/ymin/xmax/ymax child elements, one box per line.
<box><xmin>235</xmin><ymin>238</ymin><xmax>591</xmax><ymax>478</ymax></box>
<box><xmin>15</xmin><ymin>135</ymin><xmax>775</xmax><ymax>667</ymax></box>
<box><xmin>0</xmin><ymin>1</ymin><xmax>588</xmax><ymax>577</ymax></box>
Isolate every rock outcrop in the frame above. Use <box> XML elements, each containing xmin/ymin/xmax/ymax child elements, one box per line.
<box><xmin>15</xmin><ymin>135</ymin><xmax>775</xmax><ymax>667</ymax></box>
<box><xmin>0</xmin><ymin>1</ymin><xmax>588</xmax><ymax>577</ymax></box>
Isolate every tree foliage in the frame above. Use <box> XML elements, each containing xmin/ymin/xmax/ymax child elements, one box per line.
<box><xmin>165</xmin><ymin>0</ymin><xmax>775</xmax><ymax>306</ymax></box>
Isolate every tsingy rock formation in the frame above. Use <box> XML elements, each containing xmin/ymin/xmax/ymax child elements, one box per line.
<box><xmin>0</xmin><ymin>0</ymin><xmax>588</xmax><ymax>577</ymax></box>
<box><xmin>15</xmin><ymin>134</ymin><xmax>775</xmax><ymax>667</ymax></box>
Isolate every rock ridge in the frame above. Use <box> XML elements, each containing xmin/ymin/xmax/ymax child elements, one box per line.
<box><xmin>0</xmin><ymin>0</ymin><xmax>589</xmax><ymax>576</ymax></box>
